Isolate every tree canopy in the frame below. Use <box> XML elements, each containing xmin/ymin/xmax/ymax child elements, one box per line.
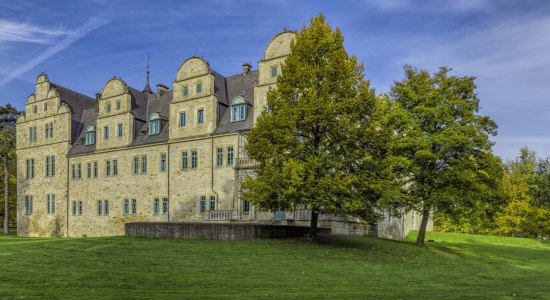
<box><xmin>1</xmin><ymin>103</ymin><xmax>20</xmax><ymax>234</ymax></box>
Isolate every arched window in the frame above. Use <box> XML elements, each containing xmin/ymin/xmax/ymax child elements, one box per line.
<box><xmin>149</xmin><ymin>113</ymin><xmax>160</xmax><ymax>135</ymax></box>
<box><xmin>85</xmin><ymin>126</ymin><xmax>95</xmax><ymax>145</ymax></box>
<box><xmin>231</xmin><ymin>96</ymin><xmax>246</xmax><ymax>122</ymax></box>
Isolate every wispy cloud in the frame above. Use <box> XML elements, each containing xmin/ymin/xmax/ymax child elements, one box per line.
<box><xmin>0</xmin><ymin>21</ymin><xmax>71</xmax><ymax>44</ymax></box>
<box><xmin>0</xmin><ymin>16</ymin><xmax>109</xmax><ymax>87</ymax></box>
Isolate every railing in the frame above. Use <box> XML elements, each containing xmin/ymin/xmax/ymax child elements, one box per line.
<box><xmin>204</xmin><ymin>210</ymin><xmax>238</xmax><ymax>221</ymax></box>
<box><xmin>284</xmin><ymin>209</ymin><xmax>343</xmax><ymax>221</ymax></box>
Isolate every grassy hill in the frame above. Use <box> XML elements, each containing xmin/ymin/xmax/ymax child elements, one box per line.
<box><xmin>0</xmin><ymin>231</ymin><xmax>548</xmax><ymax>299</ymax></box>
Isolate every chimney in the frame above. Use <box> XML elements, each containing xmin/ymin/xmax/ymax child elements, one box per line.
<box><xmin>242</xmin><ymin>63</ymin><xmax>251</xmax><ymax>76</ymax></box>
<box><xmin>156</xmin><ymin>83</ymin><xmax>168</xmax><ymax>96</ymax></box>
<box><xmin>95</xmin><ymin>93</ymin><xmax>101</xmax><ymax>100</ymax></box>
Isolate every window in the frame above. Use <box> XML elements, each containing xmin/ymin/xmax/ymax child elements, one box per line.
<box><xmin>162</xmin><ymin>198</ymin><xmax>168</xmax><ymax>215</ymax></box>
<box><xmin>78</xmin><ymin>201</ymin><xmax>83</xmax><ymax>215</ymax></box>
<box><xmin>104</xmin><ymin>200</ymin><xmax>109</xmax><ymax>215</ymax></box>
<box><xmin>243</xmin><ymin>200</ymin><xmax>251</xmax><ymax>214</ymax></box>
<box><xmin>141</xmin><ymin>156</ymin><xmax>147</xmax><ymax>174</ymax></box>
<box><xmin>160</xmin><ymin>154</ymin><xmax>167</xmax><ymax>172</ymax></box>
<box><xmin>113</xmin><ymin>160</ymin><xmax>118</xmax><ymax>176</ymax></box>
<box><xmin>71</xmin><ymin>164</ymin><xmax>76</xmax><ymax>179</ymax></box>
<box><xmin>106</xmin><ymin>160</ymin><xmax>111</xmax><ymax>176</ymax></box>
<box><xmin>77</xmin><ymin>163</ymin><xmax>82</xmax><ymax>179</ymax></box>
<box><xmin>271</xmin><ymin>66</ymin><xmax>278</xmax><ymax>78</ymax></box>
<box><xmin>28</xmin><ymin>126</ymin><xmax>37</xmax><ymax>142</ymax></box>
<box><xmin>199</xmin><ymin>196</ymin><xmax>206</xmax><ymax>213</ymax></box>
<box><xmin>86</xmin><ymin>126</ymin><xmax>95</xmax><ymax>145</ymax></box>
<box><xmin>179</xmin><ymin>112</ymin><xmax>186</xmax><ymax>127</ymax></box>
<box><xmin>28</xmin><ymin>127</ymin><xmax>33</xmax><ymax>142</ymax></box>
<box><xmin>154</xmin><ymin>198</ymin><xmax>160</xmax><ymax>215</ymax></box>
<box><xmin>93</xmin><ymin>162</ymin><xmax>98</xmax><ymax>178</ymax></box>
<box><xmin>45</xmin><ymin>155</ymin><xmax>55</xmax><ymax>177</ymax></box>
<box><xmin>33</xmin><ymin>105</ymin><xmax>37</xmax><ymax>114</ymax></box>
<box><xmin>227</xmin><ymin>146</ymin><xmax>234</xmax><ymax>166</ymax></box>
<box><xmin>87</xmin><ymin>163</ymin><xmax>92</xmax><ymax>178</ymax></box>
<box><xmin>106</xmin><ymin>102</ymin><xmax>111</xmax><ymax>113</ymax></box>
<box><xmin>123</xmin><ymin>199</ymin><xmax>129</xmax><ymax>215</ymax></box>
<box><xmin>148</xmin><ymin>113</ymin><xmax>160</xmax><ymax>135</ymax></box>
<box><xmin>197</xmin><ymin>109</ymin><xmax>204</xmax><ymax>124</ymax></box>
<box><xmin>131</xmin><ymin>199</ymin><xmax>137</xmax><ymax>214</ymax></box>
<box><xmin>183</xmin><ymin>86</ymin><xmax>189</xmax><ymax>96</ymax></box>
<box><xmin>181</xmin><ymin>151</ymin><xmax>188</xmax><ymax>170</ymax></box>
<box><xmin>46</xmin><ymin>194</ymin><xmax>55</xmax><ymax>214</ymax></box>
<box><xmin>231</xmin><ymin>96</ymin><xmax>246</xmax><ymax>122</ymax></box>
<box><xmin>97</xmin><ymin>200</ymin><xmax>103</xmax><ymax>215</ymax></box>
<box><xmin>209</xmin><ymin>196</ymin><xmax>216</xmax><ymax>211</ymax></box>
<box><xmin>117</xmin><ymin>124</ymin><xmax>123</xmax><ymax>137</ymax></box>
<box><xmin>45</xmin><ymin>123</ymin><xmax>49</xmax><ymax>139</ymax></box>
<box><xmin>72</xmin><ymin>200</ymin><xmax>77</xmax><ymax>215</ymax></box>
<box><xmin>44</xmin><ymin>102</ymin><xmax>48</xmax><ymax>112</ymax></box>
<box><xmin>196</xmin><ymin>83</ymin><xmax>202</xmax><ymax>93</ymax></box>
<box><xmin>191</xmin><ymin>151</ymin><xmax>198</xmax><ymax>169</ymax></box>
<box><xmin>216</xmin><ymin>148</ymin><xmax>223</xmax><ymax>167</ymax></box>
<box><xmin>49</xmin><ymin>123</ymin><xmax>54</xmax><ymax>138</ymax></box>
<box><xmin>103</xmin><ymin>126</ymin><xmax>109</xmax><ymax>139</ymax></box>
<box><xmin>133</xmin><ymin>157</ymin><xmax>139</xmax><ymax>175</ymax></box>
<box><xmin>25</xmin><ymin>195</ymin><xmax>33</xmax><ymax>215</ymax></box>
<box><xmin>26</xmin><ymin>159</ymin><xmax>35</xmax><ymax>179</ymax></box>
<box><xmin>116</xmin><ymin>100</ymin><xmax>121</xmax><ymax>110</ymax></box>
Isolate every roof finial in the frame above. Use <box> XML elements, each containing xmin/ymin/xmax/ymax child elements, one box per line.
<box><xmin>143</xmin><ymin>55</ymin><xmax>152</xmax><ymax>94</ymax></box>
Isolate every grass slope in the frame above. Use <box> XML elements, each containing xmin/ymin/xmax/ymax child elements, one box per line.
<box><xmin>0</xmin><ymin>231</ymin><xmax>548</xmax><ymax>299</ymax></box>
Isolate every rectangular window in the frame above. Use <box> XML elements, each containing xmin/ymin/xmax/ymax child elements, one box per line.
<box><xmin>30</xmin><ymin>159</ymin><xmax>34</xmax><ymax>178</ymax></box>
<box><xmin>160</xmin><ymin>154</ymin><xmax>166</xmax><ymax>172</ymax></box>
<box><xmin>45</xmin><ymin>123</ymin><xmax>49</xmax><ymax>139</ymax></box>
<box><xmin>72</xmin><ymin>200</ymin><xmax>77</xmax><ymax>215</ymax></box>
<box><xmin>216</xmin><ymin>148</ymin><xmax>223</xmax><ymax>167</ymax></box>
<box><xmin>196</xmin><ymin>83</ymin><xmax>202</xmax><ymax>93</ymax></box>
<box><xmin>154</xmin><ymin>198</ymin><xmax>160</xmax><ymax>215</ymax></box>
<box><xmin>106</xmin><ymin>160</ymin><xmax>111</xmax><ymax>176</ymax></box>
<box><xmin>104</xmin><ymin>200</ymin><xmax>109</xmax><ymax>215</ymax></box>
<box><xmin>45</xmin><ymin>156</ymin><xmax>50</xmax><ymax>177</ymax></box>
<box><xmin>133</xmin><ymin>157</ymin><xmax>139</xmax><ymax>175</ymax></box>
<box><xmin>97</xmin><ymin>200</ymin><xmax>102</xmax><ymax>215</ymax></box>
<box><xmin>123</xmin><ymin>199</ymin><xmax>129</xmax><ymax>215</ymax></box>
<box><xmin>117</xmin><ymin>124</ymin><xmax>123</xmax><ymax>137</ymax></box>
<box><xmin>77</xmin><ymin>163</ymin><xmax>82</xmax><ymax>179</ymax></box>
<box><xmin>181</xmin><ymin>151</ymin><xmax>188</xmax><ymax>170</ymax></box>
<box><xmin>71</xmin><ymin>164</ymin><xmax>76</xmax><ymax>179</ymax></box>
<box><xmin>87</xmin><ymin>163</ymin><xmax>92</xmax><ymax>178</ymax></box>
<box><xmin>131</xmin><ymin>199</ymin><xmax>137</xmax><ymax>214</ymax></box>
<box><xmin>199</xmin><ymin>196</ymin><xmax>206</xmax><ymax>213</ymax></box>
<box><xmin>104</xmin><ymin>126</ymin><xmax>109</xmax><ymax>139</ymax></box>
<box><xmin>271</xmin><ymin>66</ymin><xmax>278</xmax><ymax>78</ymax></box>
<box><xmin>78</xmin><ymin>201</ymin><xmax>83</xmax><ymax>215</ymax></box>
<box><xmin>46</xmin><ymin>194</ymin><xmax>55</xmax><ymax>214</ymax></box>
<box><xmin>25</xmin><ymin>195</ymin><xmax>33</xmax><ymax>215</ymax></box>
<box><xmin>243</xmin><ymin>200</ymin><xmax>251</xmax><ymax>214</ymax></box>
<box><xmin>227</xmin><ymin>146</ymin><xmax>234</xmax><ymax>166</ymax></box>
<box><xmin>183</xmin><ymin>86</ymin><xmax>189</xmax><ymax>96</ymax></box>
<box><xmin>106</xmin><ymin>102</ymin><xmax>111</xmax><ymax>113</ymax></box>
<box><xmin>197</xmin><ymin>109</ymin><xmax>204</xmax><ymax>124</ymax></box>
<box><xmin>191</xmin><ymin>151</ymin><xmax>198</xmax><ymax>169</ymax></box>
<box><xmin>209</xmin><ymin>196</ymin><xmax>216</xmax><ymax>211</ymax></box>
<box><xmin>179</xmin><ymin>112</ymin><xmax>186</xmax><ymax>127</ymax></box>
<box><xmin>51</xmin><ymin>155</ymin><xmax>55</xmax><ymax>176</ymax></box>
<box><xmin>34</xmin><ymin>127</ymin><xmax>37</xmax><ymax>142</ymax></box>
<box><xmin>162</xmin><ymin>198</ymin><xmax>168</xmax><ymax>215</ymax></box>
<box><xmin>29</xmin><ymin>127</ymin><xmax>33</xmax><ymax>142</ymax></box>
<box><xmin>116</xmin><ymin>100</ymin><xmax>121</xmax><ymax>110</ymax></box>
<box><xmin>44</xmin><ymin>102</ymin><xmax>48</xmax><ymax>112</ymax></box>
<box><xmin>113</xmin><ymin>160</ymin><xmax>118</xmax><ymax>176</ymax></box>
<box><xmin>141</xmin><ymin>156</ymin><xmax>147</xmax><ymax>174</ymax></box>
<box><xmin>93</xmin><ymin>161</ymin><xmax>98</xmax><ymax>178</ymax></box>
<box><xmin>50</xmin><ymin>123</ymin><xmax>54</xmax><ymax>138</ymax></box>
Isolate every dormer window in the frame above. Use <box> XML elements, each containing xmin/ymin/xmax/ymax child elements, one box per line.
<box><xmin>85</xmin><ymin>126</ymin><xmax>96</xmax><ymax>145</ymax></box>
<box><xmin>149</xmin><ymin>113</ymin><xmax>160</xmax><ymax>135</ymax></box>
<box><xmin>231</xmin><ymin>96</ymin><xmax>246</xmax><ymax>122</ymax></box>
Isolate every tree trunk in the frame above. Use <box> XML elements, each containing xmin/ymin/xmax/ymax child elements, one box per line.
<box><xmin>416</xmin><ymin>209</ymin><xmax>430</xmax><ymax>246</ymax></box>
<box><xmin>309</xmin><ymin>209</ymin><xmax>319</xmax><ymax>240</ymax></box>
<box><xmin>3</xmin><ymin>152</ymin><xmax>9</xmax><ymax>235</ymax></box>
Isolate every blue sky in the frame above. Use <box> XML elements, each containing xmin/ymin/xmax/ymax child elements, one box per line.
<box><xmin>1</xmin><ymin>0</ymin><xmax>549</xmax><ymax>160</ymax></box>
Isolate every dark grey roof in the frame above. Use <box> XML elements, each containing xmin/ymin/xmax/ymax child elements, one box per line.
<box><xmin>212</xmin><ymin>70</ymin><xmax>258</xmax><ymax>135</ymax></box>
<box><xmin>67</xmin><ymin>108</ymin><xmax>97</xmax><ymax>155</ymax></box>
<box><xmin>130</xmin><ymin>90</ymin><xmax>172</xmax><ymax>147</ymax></box>
<box><xmin>50</xmin><ymin>83</ymin><xmax>96</xmax><ymax>143</ymax></box>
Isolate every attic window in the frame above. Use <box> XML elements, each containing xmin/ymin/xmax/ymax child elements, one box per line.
<box><xmin>231</xmin><ymin>96</ymin><xmax>246</xmax><ymax>122</ymax></box>
<box><xmin>85</xmin><ymin>126</ymin><xmax>96</xmax><ymax>145</ymax></box>
<box><xmin>149</xmin><ymin>113</ymin><xmax>160</xmax><ymax>135</ymax></box>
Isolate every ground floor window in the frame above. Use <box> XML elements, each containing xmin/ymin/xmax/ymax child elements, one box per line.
<box><xmin>162</xmin><ymin>198</ymin><xmax>168</xmax><ymax>215</ymax></box>
<box><xmin>243</xmin><ymin>200</ymin><xmax>250</xmax><ymax>214</ymax></box>
<box><xmin>154</xmin><ymin>198</ymin><xmax>160</xmax><ymax>215</ymax></box>
<box><xmin>46</xmin><ymin>194</ymin><xmax>55</xmax><ymax>214</ymax></box>
<box><xmin>199</xmin><ymin>196</ymin><xmax>206</xmax><ymax>213</ymax></box>
<box><xmin>209</xmin><ymin>196</ymin><xmax>216</xmax><ymax>211</ymax></box>
<box><xmin>25</xmin><ymin>195</ymin><xmax>33</xmax><ymax>215</ymax></box>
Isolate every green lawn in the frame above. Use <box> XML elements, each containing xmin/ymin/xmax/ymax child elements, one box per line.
<box><xmin>0</xmin><ymin>231</ymin><xmax>548</xmax><ymax>299</ymax></box>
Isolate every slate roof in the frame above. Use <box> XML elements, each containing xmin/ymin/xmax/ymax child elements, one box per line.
<box><xmin>50</xmin><ymin>83</ymin><xmax>96</xmax><ymax>143</ymax></box>
<box><xmin>66</xmin><ymin>67</ymin><xmax>258</xmax><ymax>156</ymax></box>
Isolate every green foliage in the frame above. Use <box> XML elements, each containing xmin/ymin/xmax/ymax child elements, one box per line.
<box><xmin>389</xmin><ymin>66</ymin><xmax>504</xmax><ymax>244</ymax></box>
<box><xmin>0</xmin><ymin>233</ymin><xmax>548</xmax><ymax>298</ymax></box>
<box><xmin>0</xmin><ymin>104</ymin><xmax>20</xmax><ymax>230</ymax></box>
<box><xmin>244</xmin><ymin>15</ymin><xmax>397</xmax><ymax>228</ymax></box>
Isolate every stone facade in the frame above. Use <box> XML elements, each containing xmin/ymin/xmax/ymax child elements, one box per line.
<box><xmin>16</xmin><ymin>30</ymin><xmax>428</xmax><ymax>239</ymax></box>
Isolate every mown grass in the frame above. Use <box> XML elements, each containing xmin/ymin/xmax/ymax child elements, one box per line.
<box><xmin>0</xmin><ymin>231</ymin><xmax>548</xmax><ymax>299</ymax></box>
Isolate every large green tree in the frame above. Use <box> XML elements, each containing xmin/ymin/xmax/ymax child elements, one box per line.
<box><xmin>243</xmin><ymin>15</ymin><xmax>397</xmax><ymax>238</ymax></box>
<box><xmin>0</xmin><ymin>104</ymin><xmax>20</xmax><ymax>234</ymax></box>
<box><xmin>390</xmin><ymin>66</ymin><xmax>504</xmax><ymax>245</ymax></box>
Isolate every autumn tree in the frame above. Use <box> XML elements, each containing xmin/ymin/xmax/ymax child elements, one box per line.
<box><xmin>390</xmin><ymin>66</ymin><xmax>504</xmax><ymax>245</ymax></box>
<box><xmin>0</xmin><ymin>104</ymin><xmax>20</xmax><ymax>234</ymax></box>
<box><xmin>243</xmin><ymin>15</ymin><xmax>398</xmax><ymax>238</ymax></box>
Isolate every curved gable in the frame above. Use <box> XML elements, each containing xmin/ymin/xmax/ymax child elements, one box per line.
<box><xmin>264</xmin><ymin>31</ymin><xmax>296</xmax><ymax>60</ymax></box>
<box><xmin>176</xmin><ymin>56</ymin><xmax>211</xmax><ymax>81</ymax></box>
<box><xmin>101</xmin><ymin>77</ymin><xmax>129</xmax><ymax>99</ymax></box>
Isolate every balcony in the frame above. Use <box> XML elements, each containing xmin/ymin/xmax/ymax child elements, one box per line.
<box><xmin>204</xmin><ymin>210</ymin><xmax>239</xmax><ymax>221</ymax></box>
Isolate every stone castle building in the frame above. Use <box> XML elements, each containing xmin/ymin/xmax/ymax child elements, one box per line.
<box><xmin>16</xmin><ymin>30</ymin><xmax>425</xmax><ymax>238</ymax></box>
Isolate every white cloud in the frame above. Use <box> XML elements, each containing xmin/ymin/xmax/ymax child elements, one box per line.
<box><xmin>0</xmin><ymin>16</ymin><xmax>109</xmax><ymax>87</ymax></box>
<box><xmin>0</xmin><ymin>20</ymin><xmax>72</xmax><ymax>44</ymax></box>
